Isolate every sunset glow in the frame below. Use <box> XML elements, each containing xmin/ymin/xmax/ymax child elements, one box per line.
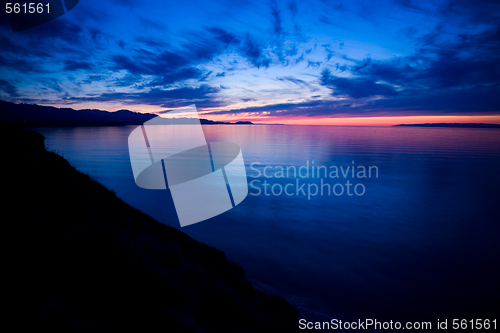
<box><xmin>1</xmin><ymin>0</ymin><xmax>498</xmax><ymax>125</ymax></box>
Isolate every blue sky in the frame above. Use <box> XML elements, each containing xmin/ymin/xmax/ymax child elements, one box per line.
<box><xmin>0</xmin><ymin>0</ymin><xmax>499</xmax><ymax>123</ymax></box>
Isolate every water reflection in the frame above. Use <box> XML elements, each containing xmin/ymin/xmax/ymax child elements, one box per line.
<box><xmin>35</xmin><ymin>125</ymin><xmax>500</xmax><ymax>322</ymax></box>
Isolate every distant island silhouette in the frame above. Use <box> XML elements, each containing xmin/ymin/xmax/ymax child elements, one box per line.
<box><xmin>394</xmin><ymin>123</ymin><xmax>500</xmax><ymax>128</ymax></box>
<box><xmin>0</xmin><ymin>100</ymin><xmax>252</xmax><ymax>127</ymax></box>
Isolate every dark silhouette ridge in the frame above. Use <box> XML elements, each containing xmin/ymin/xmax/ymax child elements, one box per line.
<box><xmin>4</xmin><ymin>123</ymin><xmax>295</xmax><ymax>332</ymax></box>
<box><xmin>0</xmin><ymin>100</ymin><xmax>252</xmax><ymax>127</ymax></box>
<box><xmin>394</xmin><ymin>123</ymin><xmax>500</xmax><ymax>128</ymax></box>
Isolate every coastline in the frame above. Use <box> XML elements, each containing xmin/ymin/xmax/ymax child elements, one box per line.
<box><xmin>4</xmin><ymin>123</ymin><xmax>297</xmax><ymax>332</ymax></box>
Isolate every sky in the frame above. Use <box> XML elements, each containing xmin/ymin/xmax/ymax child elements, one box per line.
<box><xmin>0</xmin><ymin>0</ymin><xmax>499</xmax><ymax>125</ymax></box>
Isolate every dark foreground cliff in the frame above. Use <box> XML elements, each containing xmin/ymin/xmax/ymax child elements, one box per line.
<box><xmin>3</xmin><ymin>124</ymin><xmax>297</xmax><ymax>332</ymax></box>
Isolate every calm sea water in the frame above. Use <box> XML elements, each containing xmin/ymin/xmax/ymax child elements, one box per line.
<box><xmin>35</xmin><ymin>125</ymin><xmax>500</xmax><ymax>324</ymax></box>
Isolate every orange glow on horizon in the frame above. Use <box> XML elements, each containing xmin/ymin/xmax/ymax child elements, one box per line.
<box><xmin>203</xmin><ymin>114</ymin><xmax>500</xmax><ymax>126</ymax></box>
<box><xmin>45</xmin><ymin>102</ymin><xmax>500</xmax><ymax>126</ymax></box>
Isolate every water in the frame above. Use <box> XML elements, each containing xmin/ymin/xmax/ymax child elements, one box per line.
<box><xmin>35</xmin><ymin>125</ymin><xmax>500</xmax><ymax>324</ymax></box>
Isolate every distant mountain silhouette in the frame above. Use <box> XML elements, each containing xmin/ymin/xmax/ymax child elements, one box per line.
<box><xmin>0</xmin><ymin>100</ymin><xmax>252</xmax><ymax>127</ymax></box>
<box><xmin>394</xmin><ymin>123</ymin><xmax>500</xmax><ymax>128</ymax></box>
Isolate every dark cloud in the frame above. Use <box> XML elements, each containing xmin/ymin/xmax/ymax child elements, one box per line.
<box><xmin>63</xmin><ymin>60</ymin><xmax>94</xmax><ymax>71</ymax></box>
<box><xmin>88</xmin><ymin>27</ymin><xmax>111</xmax><ymax>44</ymax></box>
<box><xmin>205</xmin><ymin>100</ymin><xmax>330</xmax><ymax>116</ymax></box>
<box><xmin>418</xmin><ymin>52</ymin><xmax>498</xmax><ymax>89</ymax></box>
<box><xmin>288</xmin><ymin>1</ymin><xmax>298</xmax><ymax>16</ymax></box>
<box><xmin>277</xmin><ymin>76</ymin><xmax>317</xmax><ymax>91</ymax></box>
<box><xmin>110</xmin><ymin>51</ymin><xmax>188</xmax><ymax>76</ymax></box>
<box><xmin>0</xmin><ymin>79</ymin><xmax>18</xmax><ymax>97</ymax></box>
<box><xmin>19</xmin><ymin>18</ymin><xmax>85</xmax><ymax>44</ymax></box>
<box><xmin>285</xmin><ymin>45</ymin><xmax>299</xmax><ymax>57</ymax></box>
<box><xmin>240</xmin><ymin>34</ymin><xmax>271</xmax><ymax>68</ymax></box>
<box><xmin>277</xmin><ymin>76</ymin><xmax>302</xmax><ymax>83</ymax></box>
<box><xmin>206</xmin><ymin>81</ymin><xmax>499</xmax><ymax>118</ymax></box>
<box><xmin>270</xmin><ymin>1</ymin><xmax>284</xmax><ymax>37</ymax></box>
<box><xmin>110</xmin><ymin>26</ymin><xmax>242</xmax><ymax>86</ymax></box>
<box><xmin>0</xmin><ymin>29</ymin><xmax>52</xmax><ymax>58</ymax></box>
<box><xmin>269</xmin><ymin>2</ymin><xmax>298</xmax><ymax>64</ymax></box>
<box><xmin>366</xmin><ymin>84</ymin><xmax>500</xmax><ymax>113</ymax></box>
<box><xmin>293</xmin><ymin>53</ymin><xmax>304</xmax><ymax>64</ymax></box>
<box><xmin>320</xmin><ymin>0</ymin><xmax>346</xmax><ymax>12</ymax></box>
<box><xmin>394</xmin><ymin>0</ymin><xmax>422</xmax><ymax>12</ymax></box>
<box><xmin>0</xmin><ymin>11</ymin><xmax>117</xmax><ymax>97</ymax></box>
<box><xmin>135</xmin><ymin>36</ymin><xmax>168</xmax><ymax>48</ymax></box>
<box><xmin>317</xmin><ymin>17</ymin><xmax>499</xmax><ymax>110</ymax></box>
<box><xmin>0</xmin><ymin>55</ymin><xmax>45</xmax><ymax>73</ymax></box>
<box><xmin>364</xmin><ymin>60</ymin><xmax>412</xmax><ymax>84</ymax></box>
<box><xmin>197</xmin><ymin>71</ymin><xmax>213</xmax><ymax>82</ymax></box>
<box><xmin>307</xmin><ymin>61</ymin><xmax>322</xmax><ymax>68</ymax></box>
<box><xmin>417</xmin><ymin>24</ymin><xmax>444</xmax><ymax>46</ymax></box>
<box><xmin>139</xmin><ymin>17</ymin><xmax>167</xmax><ymax>31</ymax></box>
<box><xmin>112</xmin><ymin>74</ymin><xmax>143</xmax><ymax>88</ymax></box>
<box><xmin>110</xmin><ymin>0</ymin><xmax>134</xmax><ymax>7</ymax></box>
<box><xmin>0</xmin><ymin>35</ymin><xmax>26</xmax><ymax>54</ymax></box>
<box><xmin>202</xmin><ymin>99</ymin><xmax>391</xmax><ymax>118</ymax></box>
<box><xmin>321</xmin><ymin>69</ymin><xmax>397</xmax><ymax>99</ymax></box>
<box><xmin>82</xmin><ymin>75</ymin><xmax>107</xmax><ymax>85</ymax></box>
<box><xmin>149</xmin><ymin>68</ymin><xmax>205</xmax><ymax>86</ymax></box>
<box><xmin>321</xmin><ymin>44</ymin><xmax>335</xmax><ymax>61</ymax></box>
<box><xmin>335</xmin><ymin>63</ymin><xmax>347</xmax><ymax>72</ymax></box>
<box><xmin>397</xmin><ymin>26</ymin><xmax>419</xmax><ymax>41</ymax></box>
<box><xmin>207</xmin><ymin>27</ymin><xmax>240</xmax><ymax>46</ymax></box>
<box><xmin>352</xmin><ymin>57</ymin><xmax>371</xmax><ymax>72</ymax></box>
<box><xmin>319</xmin><ymin>15</ymin><xmax>345</xmax><ymax>29</ymax></box>
<box><xmin>41</xmin><ymin>78</ymin><xmax>63</xmax><ymax>93</ymax></box>
<box><xmin>366</xmin><ymin>24</ymin><xmax>500</xmax><ymax>90</ymax></box>
<box><xmin>437</xmin><ymin>0</ymin><xmax>500</xmax><ymax>25</ymax></box>
<box><xmin>64</xmin><ymin>84</ymin><xmax>221</xmax><ymax>108</ymax></box>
